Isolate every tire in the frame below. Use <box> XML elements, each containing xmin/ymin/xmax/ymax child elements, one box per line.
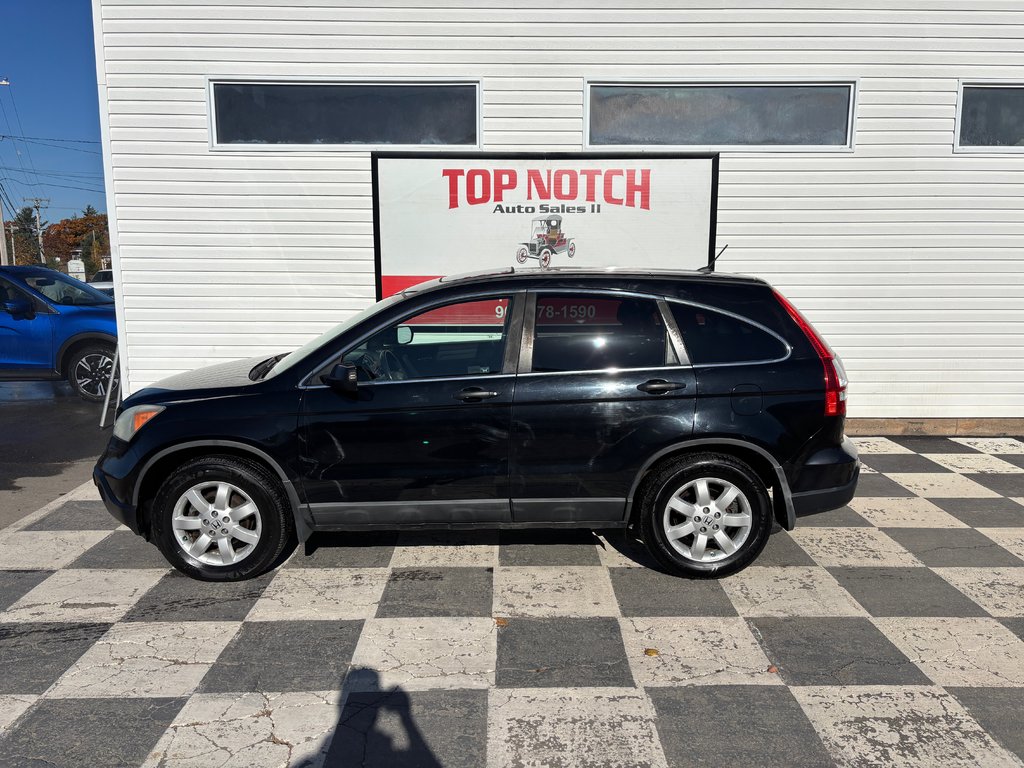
<box><xmin>567</xmin><ymin>241</ymin><xmax>576</xmax><ymax>258</ymax></box>
<box><xmin>150</xmin><ymin>454</ymin><xmax>295</xmax><ymax>581</ymax></box>
<box><xmin>638</xmin><ymin>453</ymin><xmax>771</xmax><ymax>578</ymax></box>
<box><xmin>516</xmin><ymin>247</ymin><xmax>529</xmax><ymax>264</ymax></box>
<box><xmin>67</xmin><ymin>343</ymin><xmax>118</xmax><ymax>403</ymax></box>
<box><xmin>539</xmin><ymin>248</ymin><xmax>552</xmax><ymax>268</ymax></box>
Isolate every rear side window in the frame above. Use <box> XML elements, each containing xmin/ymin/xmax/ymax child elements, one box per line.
<box><xmin>531</xmin><ymin>294</ymin><xmax>672</xmax><ymax>373</ymax></box>
<box><xmin>671</xmin><ymin>304</ymin><xmax>787</xmax><ymax>365</ymax></box>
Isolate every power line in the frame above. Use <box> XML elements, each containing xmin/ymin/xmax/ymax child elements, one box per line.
<box><xmin>5</xmin><ymin>84</ymin><xmax>44</xmax><ymax>190</ymax></box>
<box><xmin>1</xmin><ymin>177</ymin><xmax>104</xmax><ymax>195</ymax></box>
<box><xmin>0</xmin><ymin>98</ymin><xmax>35</xmax><ymax>197</ymax></box>
<box><xmin>0</xmin><ymin>165</ymin><xmax>104</xmax><ymax>180</ymax></box>
<box><xmin>0</xmin><ymin>133</ymin><xmax>99</xmax><ymax>144</ymax></box>
<box><xmin>1</xmin><ymin>136</ymin><xmax>101</xmax><ymax>155</ymax></box>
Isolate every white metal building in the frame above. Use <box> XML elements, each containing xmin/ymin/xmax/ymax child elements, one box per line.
<box><xmin>92</xmin><ymin>1</ymin><xmax>1024</xmax><ymax>420</ymax></box>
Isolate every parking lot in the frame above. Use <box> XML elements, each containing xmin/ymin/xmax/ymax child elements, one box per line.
<box><xmin>0</xmin><ymin>431</ymin><xmax>1021</xmax><ymax>767</ymax></box>
<box><xmin>0</xmin><ymin>381</ymin><xmax>110</xmax><ymax>530</ymax></box>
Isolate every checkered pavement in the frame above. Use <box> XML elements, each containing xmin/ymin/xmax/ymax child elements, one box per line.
<box><xmin>1</xmin><ymin>436</ymin><xmax>1023</xmax><ymax>767</ymax></box>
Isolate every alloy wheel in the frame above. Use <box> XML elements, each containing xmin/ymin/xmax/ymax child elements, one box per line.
<box><xmin>662</xmin><ymin>476</ymin><xmax>753</xmax><ymax>562</ymax></box>
<box><xmin>74</xmin><ymin>352</ymin><xmax>116</xmax><ymax>397</ymax></box>
<box><xmin>171</xmin><ymin>481</ymin><xmax>262</xmax><ymax>566</ymax></box>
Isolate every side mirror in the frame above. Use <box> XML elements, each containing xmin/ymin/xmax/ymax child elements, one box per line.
<box><xmin>1</xmin><ymin>298</ymin><xmax>33</xmax><ymax>318</ymax></box>
<box><xmin>396</xmin><ymin>326</ymin><xmax>414</xmax><ymax>345</ymax></box>
<box><xmin>322</xmin><ymin>361</ymin><xmax>359</xmax><ymax>397</ymax></box>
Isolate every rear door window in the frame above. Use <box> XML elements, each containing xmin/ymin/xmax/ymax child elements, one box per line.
<box><xmin>671</xmin><ymin>304</ymin><xmax>788</xmax><ymax>365</ymax></box>
<box><xmin>530</xmin><ymin>294</ymin><xmax>672</xmax><ymax>372</ymax></box>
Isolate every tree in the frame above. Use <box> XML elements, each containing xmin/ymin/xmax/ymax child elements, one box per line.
<box><xmin>82</xmin><ymin>205</ymin><xmax>98</xmax><ymax>217</ymax></box>
<box><xmin>10</xmin><ymin>206</ymin><xmax>41</xmax><ymax>266</ymax></box>
<box><xmin>42</xmin><ymin>211</ymin><xmax>110</xmax><ymax>275</ymax></box>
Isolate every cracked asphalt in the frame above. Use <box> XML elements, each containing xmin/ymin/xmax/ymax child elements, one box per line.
<box><xmin>0</xmin><ymin>435</ymin><xmax>1022</xmax><ymax>766</ymax></box>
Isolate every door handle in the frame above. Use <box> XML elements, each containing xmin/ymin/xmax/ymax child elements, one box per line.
<box><xmin>455</xmin><ymin>387</ymin><xmax>500</xmax><ymax>402</ymax></box>
<box><xmin>637</xmin><ymin>379</ymin><xmax>688</xmax><ymax>394</ymax></box>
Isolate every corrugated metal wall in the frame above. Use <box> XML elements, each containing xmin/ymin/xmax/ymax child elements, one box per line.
<box><xmin>93</xmin><ymin>0</ymin><xmax>1024</xmax><ymax>416</ymax></box>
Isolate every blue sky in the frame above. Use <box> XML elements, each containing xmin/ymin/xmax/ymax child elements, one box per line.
<box><xmin>0</xmin><ymin>0</ymin><xmax>105</xmax><ymax>223</ymax></box>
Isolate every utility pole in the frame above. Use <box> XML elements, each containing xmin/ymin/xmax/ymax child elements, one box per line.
<box><xmin>0</xmin><ymin>218</ymin><xmax>9</xmax><ymax>266</ymax></box>
<box><xmin>25</xmin><ymin>197</ymin><xmax>49</xmax><ymax>264</ymax></box>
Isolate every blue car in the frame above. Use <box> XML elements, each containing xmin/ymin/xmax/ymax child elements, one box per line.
<box><xmin>0</xmin><ymin>266</ymin><xmax>118</xmax><ymax>402</ymax></box>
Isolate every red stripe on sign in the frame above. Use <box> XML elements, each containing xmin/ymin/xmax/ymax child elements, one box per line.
<box><xmin>380</xmin><ymin>275</ymin><xmax>441</xmax><ymax>298</ymax></box>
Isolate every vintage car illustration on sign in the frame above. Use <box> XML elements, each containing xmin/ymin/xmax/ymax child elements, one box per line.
<box><xmin>515</xmin><ymin>215</ymin><xmax>576</xmax><ymax>269</ymax></box>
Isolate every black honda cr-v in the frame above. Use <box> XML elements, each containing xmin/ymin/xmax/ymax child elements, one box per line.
<box><xmin>94</xmin><ymin>268</ymin><xmax>859</xmax><ymax>581</ymax></box>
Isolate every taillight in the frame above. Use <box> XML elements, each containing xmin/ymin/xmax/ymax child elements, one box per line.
<box><xmin>773</xmin><ymin>289</ymin><xmax>847</xmax><ymax>417</ymax></box>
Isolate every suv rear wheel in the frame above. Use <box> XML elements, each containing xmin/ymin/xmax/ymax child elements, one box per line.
<box><xmin>638</xmin><ymin>453</ymin><xmax>771</xmax><ymax>578</ymax></box>
<box><xmin>151</xmin><ymin>455</ymin><xmax>295</xmax><ymax>581</ymax></box>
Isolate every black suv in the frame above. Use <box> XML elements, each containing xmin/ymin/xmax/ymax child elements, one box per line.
<box><xmin>94</xmin><ymin>269</ymin><xmax>859</xmax><ymax>581</ymax></box>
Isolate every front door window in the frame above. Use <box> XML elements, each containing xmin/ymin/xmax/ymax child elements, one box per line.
<box><xmin>343</xmin><ymin>297</ymin><xmax>511</xmax><ymax>381</ymax></box>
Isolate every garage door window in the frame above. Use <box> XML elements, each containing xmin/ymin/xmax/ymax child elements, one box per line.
<box><xmin>530</xmin><ymin>295</ymin><xmax>673</xmax><ymax>373</ymax></box>
<box><xmin>958</xmin><ymin>84</ymin><xmax>1024</xmax><ymax>151</ymax></box>
<box><xmin>212</xmin><ymin>82</ymin><xmax>479</xmax><ymax>147</ymax></box>
<box><xmin>588</xmin><ymin>83</ymin><xmax>854</xmax><ymax>149</ymax></box>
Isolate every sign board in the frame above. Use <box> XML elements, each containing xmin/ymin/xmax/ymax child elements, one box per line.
<box><xmin>371</xmin><ymin>152</ymin><xmax>719</xmax><ymax>300</ymax></box>
<box><xmin>67</xmin><ymin>259</ymin><xmax>85</xmax><ymax>279</ymax></box>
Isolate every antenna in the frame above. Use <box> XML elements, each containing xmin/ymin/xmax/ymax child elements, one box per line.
<box><xmin>699</xmin><ymin>244</ymin><xmax>728</xmax><ymax>274</ymax></box>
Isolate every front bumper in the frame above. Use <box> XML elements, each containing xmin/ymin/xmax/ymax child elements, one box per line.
<box><xmin>93</xmin><ymin>458</ymin><xmax>143</xmax><ymax>534</ymax></box>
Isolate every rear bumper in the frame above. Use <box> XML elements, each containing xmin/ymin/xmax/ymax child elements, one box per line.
<box><xmin>793</xmin><ymin>466</ymin><xmax>859</xmax><ymax>518</ymax></box>
<box><xmin>791</xmin><ymin>436</ymin><xmax>860</xmax><ymax>519</ymax></box>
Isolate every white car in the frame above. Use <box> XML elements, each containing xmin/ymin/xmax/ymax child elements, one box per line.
<box><xmin>88</xmin><ymin>269</ymin><xmax>115</xmax><ymax>297</ymax></box>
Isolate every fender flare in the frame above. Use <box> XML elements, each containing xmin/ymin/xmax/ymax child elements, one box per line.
<box><xmin>133</xmin><ymin>439</ymin><xmax>313</xmax><ymax>542</ymax></box>
<box><xmin>57</xmin><ymin>332</ymin><xmax>117</xmax><ymax>375</ymax></box>
<box><xmin>625</xmin><ymin>437</ymin><xmax>796</xmax><ymax>530</ymax></box>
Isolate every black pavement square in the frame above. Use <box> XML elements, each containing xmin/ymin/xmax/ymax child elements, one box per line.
<box><xmin>325</xmin><ymin>688</ymin><xmax>488</xmax><ymax>768</ymax></box>
<box><xmin>0</xmin><ymin>622</ymin><xmax>110</xmax><ymax>694</ymax></box>
<box><xmin>749</xmin><ymin>617</ymin><xmax>931</xmax><ymax>686</ymax></box>
<box><xmin>1</xmin><ymin>697</ymin><xmax>185</xmax><ymax>768</ymax></box>
<box><xmin>855</xmin><ymin>473</ymin><xmax>917</xmax><ymax>497</ymax></box>
<box><xmin>650</xmin><ymin>685</ymin><xmax>834</xmax><ymax>768</ymax></box>
<box><xmin>498</xmin><ymin>529</ymin><xmax>602</xmax><ymax>566</ymax></box>
<box><xmin>963</xmin><ymin>472</ymin><xmax>1024</xmax><ymax>497</ymax></box>
<box><xmin>608</xmin><ymin>567</ymin><xmax>737</xmax><ymax>617</ymax></box>
<box><xmin>829</xmin><ymin>566</ymin><xmax>989</xmax><ymax>617</ymax></box>
<box><xmin>67</xmin><ymin>530</ymin><xmax>171</xmax><ymax>569</ymax></box>
<box><xmin>997</xmin><ymin>455</ymin><xmax>1024</xmax><ymax>470</ymax></box>
<box><xmin>495</xmin><ymin>617</ymin><xmax>633</xmax><ymax>688</ymax></box>
<box><xmin>199</xmin><ymin>620</ymin><xmax>362</xmax><ymax>693</ymax></box>
<box><xmin>23</xmin><ymin>500</ymin><xmax>121</xmax><ymax>531</ymax></box>
<box><xmin>947</xmin><ymin>688</ymin><xmax>1024</xmax><ymax>762</ymax></box>
<box><xmin>376</xmin><ymin>567</ymin><xmax>493</xmax><ymax>618</ymax></box>
<box><xmin>122</xmin><ymin>570</ymin><xmax>275</xmax><ymax>622</ymax></box>
<box><xmin>757</xmin><ymin>530</ymin><xmax>817</xmax><ymax>567</ymax></box>
<box><xmin>891</xmin><ymin>436</ymin><xmax>979</xmax><ymax>454</ymax></box>
<box><xmin>1000</xmin><ymin>618</ymin><xmax>1024</xmax><ymax>643</ymax></box>
<box><xmin>288</xmin><ymin>531</ymin><xmax>397</xmax><ymax>568</ymax></box>
<box><xmin>0</xmin><ymin>570</ymin><xmax>51</xmax><ymax>612</ymax></box>
<box><xmin>861</xmin><ymin>453</ymin><xmax>953</xmax><ymax>474</ymax></box>
<box><xmin>883</xmin><ymin>527</ymin><xmax>1022</xmax><ymax>567</ymax></box>
<box><xmin>794</xmin><ymin>505</ymin><xmax>872</xmax><ymax>528</ymax></box>
<box><xmin>931</xmin><ymin>498</ymin><xmax>1024</xmax><ymax>528</ymax></box>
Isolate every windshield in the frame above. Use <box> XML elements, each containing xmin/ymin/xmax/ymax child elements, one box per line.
<box><xmin>266</xmin><ymin>293</ymin><xmax>406</xmax><ymax>378</ymax></box>
<box><xmin>22</xmin><ymin>272</ymin><xmax>113</xmax><ymax>306</ymax></box>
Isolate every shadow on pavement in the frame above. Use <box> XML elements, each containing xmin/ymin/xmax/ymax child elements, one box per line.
<box><xmin>0</xmin><ymin>381</ymin><xmax>113</xmax><ymax>526</ymax></box>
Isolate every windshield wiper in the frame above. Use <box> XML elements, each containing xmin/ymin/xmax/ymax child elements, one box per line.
<box><xmin>249</xmin><ymin>353</ymin><xmax>287</xmax><ymax>381</ymax></box>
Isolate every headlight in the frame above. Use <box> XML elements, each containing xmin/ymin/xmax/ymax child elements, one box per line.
<box><xmin>113</xmin><ymin>405</ymin><xmax>165</xmax><ymax>442</ymax></box>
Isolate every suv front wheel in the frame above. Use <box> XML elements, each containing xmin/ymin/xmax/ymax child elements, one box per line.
<box><xmin>638</xmin><ymin>453</ymin><xmax>772</xmax><ymax>578</ymax></box>
<box><xmin>151</xmin><ymin>455</ymin><xmax>295</xmax><ymax>581</ymax></box>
